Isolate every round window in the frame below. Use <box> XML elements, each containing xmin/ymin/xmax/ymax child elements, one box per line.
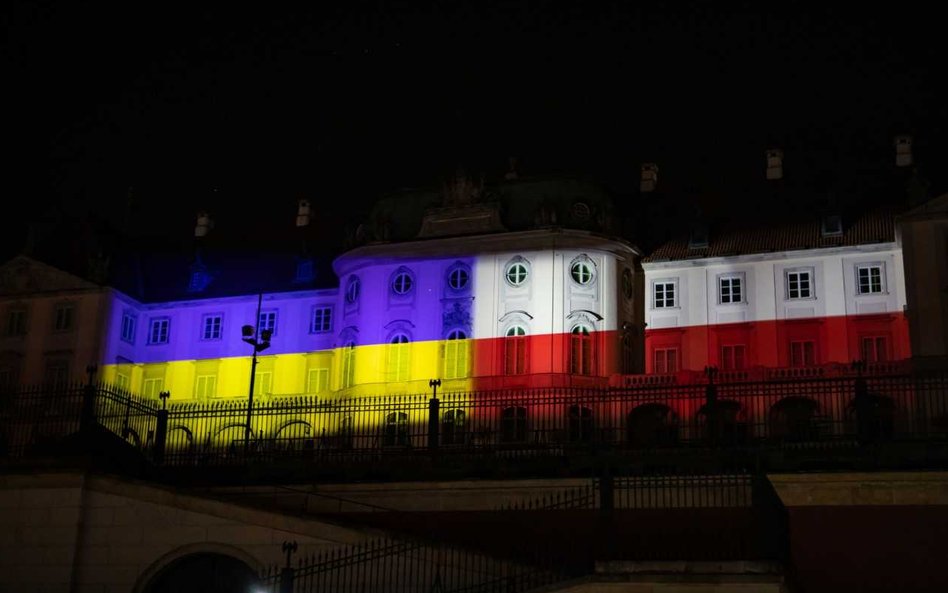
<box><xmin>505</xmin><ymin>262</ymin><xmax>528</xmax><ymax>286</ymax></box>
<box><xmin>392</xmin><ymin>271</ymin><xmax>413</xmax><ymax>295</ymax></box>
<box><xmin>571</xmin><ymin>202</ymin><xmax>590</xmax><ymax>220</ymax></box>
<box><xmin>345</xmin><ymin>277</ymin><xmax>360</xmax><ymax>304</ymax></box>
<box><xmin>570</xmin><ymin>261</ymin><xmax>593</xmax><ymax>285</ymax></box>
<box><xmin>506</xmin><ymin>326</ymin><xmax>526</xmax><ymax>337</ymax></box>
<box><xmin>448</xmin><ymin>266</ymin><xmax>470</xmax><ymax>290</ymax></box>
<box><xmin>622</xmin><ymin>269</ymin><xmax>633</xmax><ymax>299</ymax></box>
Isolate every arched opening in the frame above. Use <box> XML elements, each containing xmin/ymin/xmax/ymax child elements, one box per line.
<box><xmin>847</xmin><ymin>392</ymin><xmax>896</xmax><ymax>441</ymax></box>
<box><xmin>442</xmin><ymin>409</ymin><xmax>467</xmax><ymax>446</ymax></box>
<box><xmin>697</xmin><ymin>400</ymin><xmax>747</xmax><ymax>445</ymax></box>
<box><xmin>501</xmin><ymin>406</ymin><xmax>528</xmax><ymax>443</ymax></box>
<box><xmin>627</xmin><ymin>404</ymin><xmax>679</xmax><ymax>447</ymax></box>
<box><xmin>142</xmin><ymin>552</ymin><xmax>260</xmax><ymax>593</ymax></box>
<box><xmin>383</xmin><ymin>412</ymin><xmax>409</xmax><ymax>447</ymax></box>
<box><xmin>769</xmin><ymin>396</ymin><xmax>820</xmax><ymax>441</ymax></box>
<box><xmin>567</xmin><ymin>405</ymin><xmax>594</xmax><ymax>443</ymax></box>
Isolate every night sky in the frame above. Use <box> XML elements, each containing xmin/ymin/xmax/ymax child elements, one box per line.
<box><xmin>3</xmin><ymin>1</ymin><xmax>945</xmax><ymax>262</ymax></box>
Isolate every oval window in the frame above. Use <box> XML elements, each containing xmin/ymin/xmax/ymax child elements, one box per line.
<box><xmin>392</xmin><ymin>271</ymin><xmax>413</xmax><ymax>295</ymax></box>
<box><xmin>570</xmin><ymin>261</ymin><xmax>593</xmax><ymax>285</ymax></box>
<box><xmin>505</xmin><ymin>262</ymin><xmax>528</xmax><ymax>286</ymax></box>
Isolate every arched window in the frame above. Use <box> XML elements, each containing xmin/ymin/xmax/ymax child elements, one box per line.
<box><xmin>387</xmin><ymin>334</ymin><xmax>410</xmax><ymax>382</ymax></box>
<box><xmin>570</xmin><ymin>325</ymin><xmax>595</xmax><ymax>375</ymax></box>
<box><xmin>447</xmin><ymin>265</ymin><xmax>470</xmax><ymax>291</ymax></box>
<box><xmin>444</xmin><ymin>329</ymin><xmax>469</xmax><ymax>379</ymax></box>
<box><xmin>391</xmin><ymin>269</ymin><xmax>414</xmax><ymax>295</ymax></box>
<box><xmin>505</xmin><ymin>260</ymin><xmax>529</xmax><ymax>287</ymax></box>
<box><xmin>501</xmin><ymin>406</ymin><xmax>528</xmax><ymax>443</ymax></box>
<box><xmin>442</xmin><ymin>409</ymin><xmax>466</xmax><ymax>445</ymax></box>
<box><xmin>341</xmin><ymin>341</ymin><xmax>356</xmax><ymax>389</ymax></box>
<box><xmin>504</xmin><ymin>326</ymin><xmax>527</xmax><ymax>375</ymax></box>
<box><xmin>345</xmin><ymin>276</ymin><xmax>360</xmax><ymax>304</ymax></box>
<box><xmin>383</xmin><ymin>411</ymin><xmax>409</xmax><ymax>446</ymax></box>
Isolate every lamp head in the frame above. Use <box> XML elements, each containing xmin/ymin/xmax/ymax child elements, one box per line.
<box><xmin>260</xmin><ymin>328</ymin><xmax>273</xmax><ymax>342</ymax></box>
<box><xmin>241</xmin><ymin>325</ymin><xmax>254</xmax><ymax>338</ymax></box>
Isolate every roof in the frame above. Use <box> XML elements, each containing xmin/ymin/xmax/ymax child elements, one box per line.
<box><xmin>643</xmin><ymin>206</ymin><xmax>898</xmax><ymax>263</ymax></box>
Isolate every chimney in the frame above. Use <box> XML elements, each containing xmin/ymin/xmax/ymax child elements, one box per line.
<box><xmin>296</xmin><ymin>199</ymin><xmax>311</xmax><ymax>227</ymax></box>
<box><xmin>894</xmin><ymin>134</ymin><xmax>913</xmax><ymax>167</ymax></box>
<box><xmin>766</xmin><ymin>149</ymin><xmax>784</xmax><ymax>180</ymax></box>
<box><xmin>640</xmin><ymin>163</ymin><xmax>659</xmax><ymax>192</ymax></box>
<box><xmin>194</xmin><ymin>211</ymin><xmax>212</xmax><ymax>237</ymax></box>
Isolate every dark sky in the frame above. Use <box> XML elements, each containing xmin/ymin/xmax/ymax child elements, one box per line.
<box><xmin>3</xmin><ymin>1</ymin><xmax>945</xmax><ymax>261</ymax></box>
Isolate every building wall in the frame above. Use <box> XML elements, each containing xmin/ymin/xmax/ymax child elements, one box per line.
<box><xmin>643</xmin><ymin>244</ymin><xmax>910</xmax><ymax>373</ymax></box>
<box><xmin>898</xmin><ymin>197</ymin><xmax>948</xmax><ymax>366</ymax></box>
<box><xmin>100</xmin><ymin>236</ymin><xmax>640</xmax><ymax>401</ymax></box>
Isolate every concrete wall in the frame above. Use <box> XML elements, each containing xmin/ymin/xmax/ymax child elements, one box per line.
<box><xmin>0</xmin><ymin>472</ymin><xmax>370</xmax><ymax>593</ymax></box>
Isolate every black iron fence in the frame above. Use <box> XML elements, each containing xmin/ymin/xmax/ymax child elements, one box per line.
<box><xmin>2</xmin><ymin>369</ymin><xmax>948</xmax><ymax>469</ymax></box>
<box><xmin>258</xmin><ymin>535</ymin><xmax>566</xmax><ymax>593</ymax></box>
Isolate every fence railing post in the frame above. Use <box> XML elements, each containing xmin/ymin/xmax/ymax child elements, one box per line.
<box><xmin>428</xmin><ymin>379</ymin><xmax>441</xmax><ymax>451</ymax></box>
<box><xmin>853</xmin><ymin>363</ymin><xmax>873</xmax><ymax>445</ymax></box>
<box><xmin>704</xmin><ymin>366</ymin><xmax>719</xmax><ymax>447</ymax></box>
<box><xmin>80</xmin><ymin>364</ymin><xmax>98</xmax><ymax>433</ymax></box>
<box><xmin>280</xmin><ymin>541</ymin><xmax>297</xmax><ymax>593</ymax></box>
<box><xmin>153</xmin><ymin>391</ymin><xmax>170</xmax><ymax>465</ymax></box>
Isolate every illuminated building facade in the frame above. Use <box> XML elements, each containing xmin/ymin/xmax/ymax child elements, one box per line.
<box><xmin>642</xmin><ymin>207</ymin><xmax>911</xmax><ymax>375</ymax></box>
<box><xmin>84</xmin><ymin>174</ymin><xmax>643</xmax><ymax>402</ymax></box>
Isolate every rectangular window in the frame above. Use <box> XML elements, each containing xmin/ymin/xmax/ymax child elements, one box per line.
<box><xmin>116</xmin><ymin>373</ymin><xmax>130</xmax><ymax>392</ymax></box>
<box><xmin>254</xmin><ymin>371</ymin><xmax>273</xmax><ymax>396</ymax></box>
<box><xmin>148</xmin><ymin>318</ymin><xmax>170</xmax><ymax>344</ymax></box>
<box><xmin>45</xmin><ymin>360</ymin><xmax>69</xmax><ymax>388</ymax></box>
<box><xmin>53</xmin><ymin>303</ymin><xmax>74</xmax><ymax>332</ymax></box>
<box><xmin>856</xmin><ymin>264</ymin><xmax>884</xmax><ymax>294</ymax></box>
<box><xmin>195</xmin><ymin>374</ymin><xmax>217</xmax><ymax>399</ymax></box>
<box><xmin>311</xmin><ymin>306</ymin><xmax>332</xmax><ymax>333</ymax></box>
<box><xmin>202</xmin><ymin>314</ymin><xmax>223</xmax><ymax>340</ymax></box>
<box><xmin>653</xmin><ymin>281</ymin><xmax>676</xmax><ymax>308</ymax></box>
<box><xmin>6</xmin><ymin>309</ymin><xmax>27</xmax><ymax>336</ymax></box>
<box><xmin>259</xmin><ymin>310</ymin><xmax>278</xmax><ymax>335</ymax></box>
<box><xmin>307</xmin><ymin>368</ymin><xmax>329</xmax><ymax>393</ymax></box>
<box><xmin>861</xmin><ymin>336</ymin><xmax>889</xmax><ymax>363</ymax></box>
<box><xmin>719</xmin><ymin>275</ymin><xmax>743</xmax><ymax>304</ymax></box>
<box><xmin>786</xmin><ymin>269</ymin><xmax>813</xmax><ymax>300</ymax></box>
<box><xmin>721</xmin><ymin>344</ymin><xmax>747</xmax><ymax>370</ymax></box>
<box><xmin>143</xmin><ymin>378</ymin><xmax>164</xmax><ymax>399</ymax></box>
<box><xmin>653</xmin><ymin>348</ymin><xmax>679</xmax><ymax>374</ymax></box>
<box><xmin>444</xmin><ymin>340</ymin><xmax>470</xmax><ymax>379</ymax></box>
<box><xmin>790</xmin><ymin>341</ymin><xmax>815</xmax><ymax>367</ymax></box>
<box><xmin>121</xmin><ymin>312</ymin><xmax>137</xmax><ymax>344</ymax></box>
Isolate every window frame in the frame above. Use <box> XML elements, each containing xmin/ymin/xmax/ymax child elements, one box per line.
<box><xmin>855</xmin><ymin>263</ymin><xmax>886</xmax><ymax>295</ymax></box>
<box><xmin>789</xmin><ymin>340</ymin><xmax>816</xmax><ymax>367</ymax></box>
<box><xmin>569</xmin><ymin>260</ymin><xmax>594</xmax><ymax>286</ymax></box>
<box><xmin>147</xmin><ymin>317</ymin><xmax>171</xmax><ymax>345</ymax></box>
<box><xmin>718</xmin><ymin>273</ymin><xmax>745</xmax><ymax>305</ymax></box>
<box><xmin>785</xmin><ymin>268</ymin><xmax>814</xmax><ymax>300</ymax></box>
<box><xmin>391</xmin><ymin>269</ymin><xmax>414</xmax><ymax>296</ymax></box>
<box><xmin>310</xmin><ymin>306</ymin><xmax>333</xmax><ymax>333</ymax></box>
<box><xmin>387</xmin><ymin>333</ymin><xmax>411</xmax><ymax>382</ymax></box>
<box><xmin>6</xmin><ymin>308</ymin><xmax>27</xmax><ymax>336</ymax></box>
<box><xmin>201</xmin><ymin>313</ymin><xmax>223</xmax><ymax>341</ymax></box>
<box><xmin>653</xmin><ymin>347</ymin><xmax>679</xmax><ymax>374</ymax></box>
<box><xmin>504</xmin><ymin>325</ymin><xmax>528</xmax><ymax>376</ymax></box>
<box><xmin>447</xmin><ymin>265</ymin><xmax>471</xmax><ymax>291</ymax></box>
<box><xmin>345</xmin><ymin>276</ymin><xmax>361</xmax><ymax>304</ymax></box>
<box><xmin>258</xmin><ymin>309</ymin><xmax>278</xmax><ymax>336</ymax></box>
<box><xmin>120</xmin><ymin>311</ymin><xmax>137</xmax><ymax>344</ymax></box>
<box><xmin>52</xmin><ymin>303</ymin><xmax>75</xmax><ymax>333</ymax></box>
<box><xmin>720</xmin><ymin>344</ymin><xmax>747</xmax><ymax>370</ymax></box>
<box><xmin>569</xmin><ymin>325</ymin><xmax>595</xmax><ymax>376</ymax></box>
<box><xmin>652</xmin><ymin>279</ymin><xmax>678</xmax><ymax>309</ymax></box>
<box><xmin>504</xmin><ymin>259</ymin><xmax>529</xmax><ymax>287</ymax></box>
<box><xmin>444</xmin><ymin>329</ymin><xmax>469</xmax><ymax>379</ymax></box>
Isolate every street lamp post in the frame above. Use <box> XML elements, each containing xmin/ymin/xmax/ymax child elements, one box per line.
<box><xmin>243</xmin><ymin>293</ymin><xmax>272</xmax><ymax>454</ymax></box>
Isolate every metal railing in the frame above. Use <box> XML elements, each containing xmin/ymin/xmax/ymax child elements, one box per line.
<box><xmin>2</xmin><ymin>368</ymin><xmax>947</xmax><ymax>471</ymax></box>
